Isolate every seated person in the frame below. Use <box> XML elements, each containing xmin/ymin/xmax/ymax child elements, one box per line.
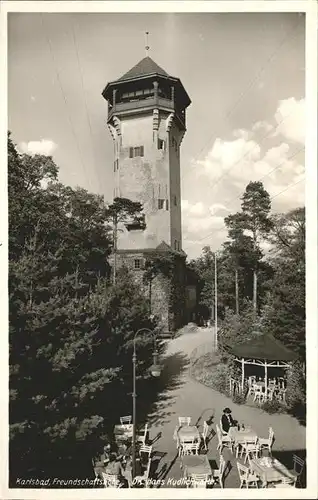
<box><xmin>104</xmin><ymin>452</ymin><xmax>129</xmax><ymax>486</ymax></box>
<box><xmin>100</xmin><ymin>443</ymin><xmax>111</xmax><ymax>464</ymax></box>
<box><xmin>221</xmin><ymin>407</ymin><xmax>237</xmax><ymax>433</ymax></box>
<box><xmin>135</xmin><ymin>457</ymin><xmax>144</xmax><ymax>476</ymax></box>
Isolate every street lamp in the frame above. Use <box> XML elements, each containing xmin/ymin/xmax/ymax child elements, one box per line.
<box><xmin>131</xmin><ymin>328</ymin><xmax>161</xmax><ymax>479</ymax></box>
<box><xmin>214</xmin><ymin>251</ymin><xmax>218</xmax><ymax>351</ymax></box>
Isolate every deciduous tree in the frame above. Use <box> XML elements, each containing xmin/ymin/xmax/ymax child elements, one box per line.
<box><xmin>8</xmin><ymin>135</ymin><xmax>161</xmax><ymax>484</ymax></box>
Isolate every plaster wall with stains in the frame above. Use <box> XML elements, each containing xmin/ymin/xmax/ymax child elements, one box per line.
<box><xmin>109</xmin><ymin>110</ymin><xmax>183</xmax><ymax>252</ymax></box>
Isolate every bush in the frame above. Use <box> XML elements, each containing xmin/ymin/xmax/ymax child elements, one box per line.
<box><xmin>232</xmin><ymin>393</ymin><xmax>246</xmax><ymax>405</ymax></box>
<box><xmin>210</xmin><ymin>363</ymin><xmax>229</xmax><ymax>394</ymax></box>
<box><xmin>191</xmin><ymin>352</ymin><xmax>230</xmax><ymax>395</ymax></box>
<box><xmin>285</xmin><ymin>362</ymin><xmax>306</xmax><ymax>424</ymax></box>
<box><xmin>219</xmin><ymin>304</ymin><xmax>261</xmax><ymax>348</ymax></box>
<box><xmin>261</xmin><ymin>399</ymin><xmax>286</xmax><ymax>415</ymax></box>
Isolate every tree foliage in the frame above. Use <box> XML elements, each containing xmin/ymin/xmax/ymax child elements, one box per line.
<box><xmin>219</xmin><ymin>304</ymin><xmax>261</xmax><ymax>350</ymax></box>
<box><xmin>8</xmin><ymin>135</ymin><xmax>161</xmax><ymax>484</ymax></box>
<box><xmin>188</xmin><ymin>246</ymin><xmax>214</xmax><ymax>320</ymax></box>
<box><xmin>107</xmin><ymin>196</ymin><xmax>144</xmax><ymax>231</ymax></box>
<box><xmin>262</xmin><ymin>207</ymin><xmax>305</xmax><ymax>361</ymax></box>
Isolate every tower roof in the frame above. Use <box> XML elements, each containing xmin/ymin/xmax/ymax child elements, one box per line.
<box><xmin>224</xmin><ymin>333</ymin><xmax>298</xmax><ymax>362</ymax></box>
<box><xmin>102</xmin><ymin>55</ymin><xmax>191</xmax><ymax>110</ymax></box>
<box><xmin>119</xmin><ymin>56</ymin><xmax>169</xmax><ymax>81</ymax></box>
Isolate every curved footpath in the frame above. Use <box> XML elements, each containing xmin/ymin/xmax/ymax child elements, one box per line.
<box><xmin>148</xmin><ymin>325</ymin><xmax>306</xmax><ymax>489</ymax></box>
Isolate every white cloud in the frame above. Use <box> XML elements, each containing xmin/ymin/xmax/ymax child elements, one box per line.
<box><xmin>274</xmin><ymin>97</ymin><xmax>305</xmax><ymax>144</ymax></box>
<box><xmin>198</xmin><ymin>136</ymin><xmax>261</xmax><ymax>182</ymax></box>
<box><xmin>232</xmin><ymin>129</ymin><xmax>250</xmax><ymax>141</ymax></box>
<box><xmin>189</xmin><ymin>202</ymin><xmax>205</xmax><ymax>215</ymax></box>
<box><xmin>181</xmin><ymin>200</ymin><xmax>205</xmax><ymax>216</ymax></box>
<box><xmin>183</xmin><ymin>97</ymin><xmax>305</xmax><ymax>259</ymax></box>
<box><xmin>182</xmin><ymin>199</ymin><xmax>225</xmax><ymax>237</ymax></box>
<box><xmin>181</xmin><ymin>199</ymin><xmax>190</xmax><ymax>211</ymax></box>
<box><xmin>263</xmin><ymin>143</ymin><xmax>290</xmax><ymax>164</ymax></box>
<box><xmin>209</xmin><ymin>203</ymin><xmax>231</xmax><ymax>216</ymax></box>
<box><xmin>19</xmin><ymin>139</ymin><xmax>57</xmax><ymax>156</ymax></box>
<box><xmin>252</xmin><ymin>121</ymin><xmax>274</xmax><ymax>133</ymax></box>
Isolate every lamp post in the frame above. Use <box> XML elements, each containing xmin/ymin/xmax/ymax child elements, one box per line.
<box><xmin>214</xmin><ymin>252</ymin><xmax>218</xmax><ymax>351</ymax></box>
<box><xmin>131</xmin><ymin>328</ymin><xmax>161</xmax><ymax>480</ymax></box>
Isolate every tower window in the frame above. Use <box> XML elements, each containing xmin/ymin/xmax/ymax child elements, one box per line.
<box><xmin>158</xmin><ymin>199</ymin><xmax>165</xmax><ymax>210</ymax></box>
<box><xmin>158</xmin><ymin>199</ymin><xmax>169</xmax><ymax>210</ymax></box>
<box><xmin>114</xmin><ymin>159</ymin><xmax>119</xmax><ymax>171</ymax></box>
<box><xmin>174</xmin><ymin>240</ymin><xmax>179</xmax><ymax>251</ymax></box>
<box><xmin>134</xmin><ymin>259</ymin><xmax>142</xmax><ymax>269</ymax></box>
<box><xmin>174</xmin><ymin>195</ymin><xmax>177</xmax><ymax>206</ymax></box>
<box><xmin>129</xmin><ymin>146</ymin><xmax>144</xmax><ymax>158</ymax></box>
<box><xmin>157</xmin><ymin>138</ymin><xmax>165</xmax><ymax>150</ymax></box>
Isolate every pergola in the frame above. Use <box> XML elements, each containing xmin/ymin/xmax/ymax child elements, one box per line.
<box><xmin>226</xmin><ymin>333</ymin><xmax>298</xmax><ymax>400</ymax></box>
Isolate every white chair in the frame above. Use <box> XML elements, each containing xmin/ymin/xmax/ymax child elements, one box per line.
<box><xmin>120</xmin><ymin>415</ymin><xmax>132</xmax><ymax>426</ymax></box>
<box><xmin>201</xmin><ymin>421</ymin><xmax>209</xmax><ymax>451</ymax></box>
<box><xmin>211</xmin><ymin>454</ymin><xmax>226</xmax><ymax>488</ymax></box>
<box><xmin>273</xmin><ymin>477</ymin><xmax>296</xmax><ymax>488</ymax></box>
<box><xmin>253</xmin><ymin>385</ymin><xmax>265</xmax><ymax>404</ymax></box>
<box><xmin>102</xmin><ymin>472</ymin><xmax>120</xmax><ymax>488</ymax></box>
<box><xmin>268</xmin><ymin>379</ymin><xmax>276</xmax><ymax>390</ymax></box>
<box><xmin>219</xmin><ymin>419</ymin><xmax>228</xmax><ymax>435</ymax></box>
<box><xmin>188</xmin><ymin>473</ymin><xmax>209</xmax><ymax>488</ymax></box>
<box><xmin>267</xmin><ymin>387</ymin><xmax>275</xmax><ymax>401</ymax></box>
<box><xmin>134</xmin><ymin>458</ymin><xmax>151</xmax><ymax>487</ymax></box>
<box><xmin>278</xmin><ymin>388</ymin><xmax>287</xmax><ymax>403</ymax></box>
<box><xmin>180</xmin><ymin>442</ymin><xmax>200</xmax><ymax>457</ymax></box>
<box><xmin>258</xmin><ymin>427</ymin><xmax>274</xmax><ymax>454</ymax></box>
<box><xmin>278</xmin><ymin>377</ymin><xmax>286</xmax><ymax>389</ymax></box>
<box><xmin>139</xmin><ymin>444</ymin><xmax>152</xmax><ymax>458</ymax></box>
<box><xmin>216</xmin><ymin>424</ymin><xmax>233</xmax><ymax>453</ymax></box>
<box><xmin>178</xmin><ymin>437</ymin><xmax>195</xmax><ymax>457</ymax></box>
<box><xmin>236</xmin><ymin>462</ymin><xmax>259</xmax><ymax>488</ymax></box>
<box><xmin>179</xmin><ymin>416</ymin><xmax>191</xmax><ymax>426</ymax></box>
<box><xmin>247</xmin><ymin>377</ymin><xmax>256</xmax><ymax>398</ymax></box>
<box><xmin>240</xmin><ymin>438</ymin><xmax>260</xmax><ymax>463</ymax></box>
<box><xmin>137</xmin><ymin>423</ymin><xmax>148</xmax><ymax>446</ymax></box>
<box><xmin>291</xmin><ymin>454</ymin><xmax>305</xmax><ymax>486</ymax></box>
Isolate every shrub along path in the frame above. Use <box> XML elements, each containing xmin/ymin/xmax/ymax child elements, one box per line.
<box><xmin>147</xmin><ymin>325</ymin><xmax>306</xmax><ymax>488</ymax></box>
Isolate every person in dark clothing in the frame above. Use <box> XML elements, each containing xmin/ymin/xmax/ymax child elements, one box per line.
<box><xmin>221</xmin><ymin>407</ymin><xmax>237</xmax><ymax>433</ymax></box>
<box><xmin>100</xmin><ymin>443</ymin><xmax>111</xmax><ymax>464</ymax></box>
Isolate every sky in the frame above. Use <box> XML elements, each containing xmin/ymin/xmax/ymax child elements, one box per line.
<box><xmin>8</xmin><ymin>11</ymin><xmax>305</xmax><ymax>259</ymax></box>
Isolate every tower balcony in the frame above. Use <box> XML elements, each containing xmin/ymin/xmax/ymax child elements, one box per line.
<box><xmin>107</xmin><ymin>96</ymin><xmax>186</xmax><ymax>129</ymax></box>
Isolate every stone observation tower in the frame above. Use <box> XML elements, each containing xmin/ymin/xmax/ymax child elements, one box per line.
<box><xmin>102</xmin><ymin>55</ymin><xmax>192</xmax><ymax>329</ymax></box>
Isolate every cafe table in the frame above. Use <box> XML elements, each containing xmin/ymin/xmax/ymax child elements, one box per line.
<box><xmin>228</xmin><ymin>426</ymin><xmax>258</xmax><ymax>456</ymax></box>
<box><xmin>177</xmin><ymin>425</ymin><xmax>200</xmax><ymax>443</ymax></box>
<box><xmin>114</xmin><ymin>424</ymin><xmax>133</xmax><ymax>443</ymax></box>
<box><xmin>249</xmin><ymin>457</ymin><xmax>296</xmax><ymax>488</ymax></box>
<box><xmin>182</xmin><ymin>454</ymin><xmax>212</xmax><ymax>478</ymax></box>
<box><xmin>228</xmin><ymin>426</ymin><xmax>257</xmax><ymax>445</ymax></box>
